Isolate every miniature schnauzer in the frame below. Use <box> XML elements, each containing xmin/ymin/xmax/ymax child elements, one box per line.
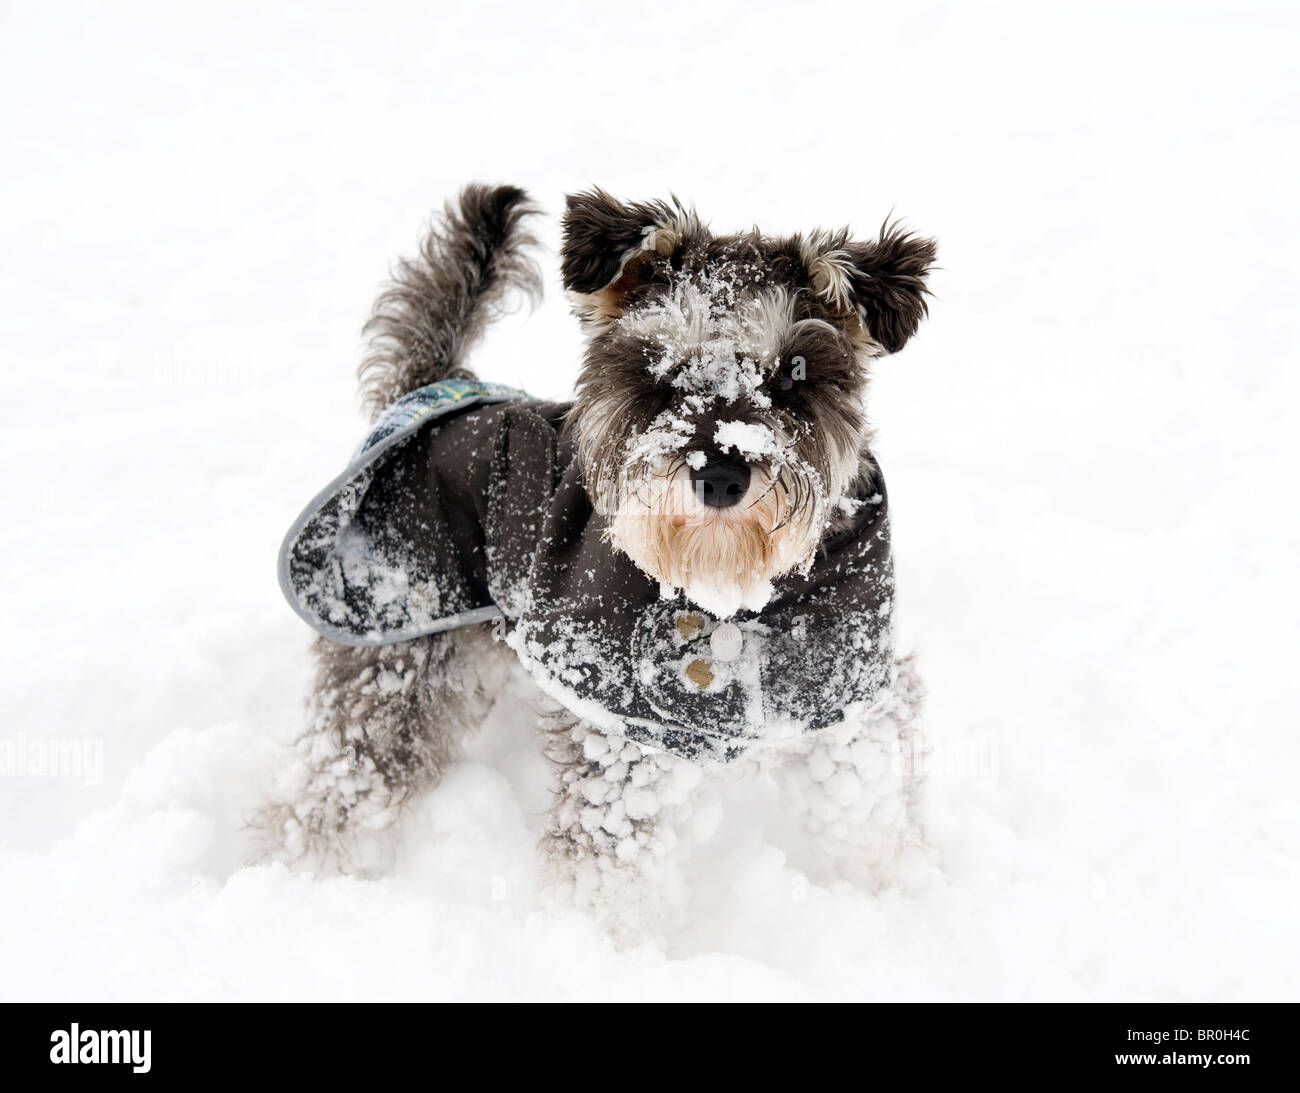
<box><xmin>262</xmin><ymin>184</ymin><xmax>937</xmax><ymax>938</ymax></box>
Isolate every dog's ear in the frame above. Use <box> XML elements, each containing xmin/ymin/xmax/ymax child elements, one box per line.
<box><xmin>561</xmin><ymin>189</ymin><xmax>701</xmax><ymax>329</ymax></box>
<box><xmin>800</xmin><ymin>222</ymin><xmax>937</xmax><ymax>355</ymax></box>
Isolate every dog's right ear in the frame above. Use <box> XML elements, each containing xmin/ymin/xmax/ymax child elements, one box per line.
<box><xmin>561</xmin><ymin>189</ymin><xmax>701</xmax><ymax>330</ymax></box>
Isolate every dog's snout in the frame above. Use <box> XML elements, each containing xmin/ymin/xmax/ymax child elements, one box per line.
<box><xmin>689</xmin><ymin>454</ymin><xmax>751</xmax><ymax>509</ymax></box>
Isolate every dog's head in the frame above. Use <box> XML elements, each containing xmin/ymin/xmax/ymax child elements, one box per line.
<box><xmin>561</xmin><ymin>190</ymin><xmax>935</xmax><ymax>617</ymax></box>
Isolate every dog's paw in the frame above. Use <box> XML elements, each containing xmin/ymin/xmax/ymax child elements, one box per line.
<box><xmin>811</xmin><ymin>824</ymin><xmax>941</xmax><ymax>896</ymax></box>
<box><xmin>541</xmin><ymin>851</ymin><xmax>688</xmax><ymax>949</ymax></box>
<box><xmin>245</xmin><ymin>787</ymin><xmax>403</xmax><ymax>878</ymax></box>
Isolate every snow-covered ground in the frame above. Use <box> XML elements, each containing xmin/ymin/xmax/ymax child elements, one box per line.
<box><xmin>2</xmin><ymin>0</ymin><xmax>1297</xmax><ymax>1000</ymax></box>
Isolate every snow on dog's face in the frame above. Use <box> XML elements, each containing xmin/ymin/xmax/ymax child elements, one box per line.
<box><xmin>561</xmin><ymin>190</ymin><xmax>935</xmax><ymax>618</ymax></box>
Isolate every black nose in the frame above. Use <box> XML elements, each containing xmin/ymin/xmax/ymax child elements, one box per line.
<box><xmin>689</xmin><ymin>454</ymin><xmax>751</xmax><ymax>509</ymax></box>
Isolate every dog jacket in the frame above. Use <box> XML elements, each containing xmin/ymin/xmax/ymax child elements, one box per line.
<box><xmin>280</xmin><ymin>379</ymin><xmax>899</xmax><ymax>761</ymax></box>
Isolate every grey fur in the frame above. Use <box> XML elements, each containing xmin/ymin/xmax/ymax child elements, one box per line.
<box><xmin>255</xmin><ymin>625</ymin><xmax>514</xmax><ymax>873</ymax></box>
<box><xmin>358</xmin><ymin>184</ymin><xmax>541</xmax><ymax>421</ymax></box>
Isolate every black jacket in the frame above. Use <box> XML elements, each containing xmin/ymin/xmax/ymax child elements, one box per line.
<box><xmin>281</xmin><ymin>380</ymin><xmax>898</xmax><ymax>761</ymax></box>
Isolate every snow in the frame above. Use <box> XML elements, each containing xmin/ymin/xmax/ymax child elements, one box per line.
<box><xmin>631</xmin><ymin>278</ymin><xmax>779</xmax><ymax>407</ymax></box>
<box><xmin>3</xmin><ymin>0</ymin><xmax>1299</xmax><ymax>1000</ymax></box>
<box><xmin>714</xmin><ymin>420</ymin><xmax>779</xmax><ymax>459</ymax></box>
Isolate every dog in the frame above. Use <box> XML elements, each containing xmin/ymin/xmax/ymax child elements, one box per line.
<box><xmin>261</xmin><ymin>184</ymin><xmax>937</xmax><ymax>938</ymax></box>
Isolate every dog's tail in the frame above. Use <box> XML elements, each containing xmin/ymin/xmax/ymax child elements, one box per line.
<box><xmin>358</xmin><ymin>184</ymin><xmax>541</xmax><ymax>420</ymax></box>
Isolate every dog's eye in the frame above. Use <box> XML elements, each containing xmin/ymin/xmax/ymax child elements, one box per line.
<box><xmin>772</xmin><ymin>354</ymin><xmax>806</xmax><ymax>395</ymax></box>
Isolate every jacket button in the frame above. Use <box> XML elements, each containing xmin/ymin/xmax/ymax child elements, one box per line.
<box><xmin>710</xmin><ymin>621</ymin><xmax>742</xmax><ymax>661</ymax></box>
<box><xmin>675</xmin><ymin>612</ymin><xmax>705</xmax><ymax>641</ymax></box>
<box><xmin>684</xmin><ymin>658</ymin><xmax>714</xmax><ymax>689</ymax></box>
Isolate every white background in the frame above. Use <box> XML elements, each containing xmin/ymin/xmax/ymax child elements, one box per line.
<box><xmin>2</xmin><ymin>0</ymin><xmax>1296</xmax><ymax>999</ymax></box>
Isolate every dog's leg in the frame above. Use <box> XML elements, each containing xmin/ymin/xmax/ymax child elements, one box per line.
<box><xmin>538</xmin><ymin>703</ymin><xmax>706</xmax><ymax>943</ymax></box>
<box><xmin>776</xmin><ymin>655</ymin><xmax>931</xmax><ymax>891</ymax></box>
<box><xmin>255</xmin><ymin>623</ymin><xmax>510</xmax><ymax>874</ymax></box>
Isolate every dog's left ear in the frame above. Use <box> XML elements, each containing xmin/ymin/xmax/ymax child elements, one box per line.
<box><xmin>800</xmin><ymin>222</ymin><xmax>937</xmax><ymax>355</ymax></box>
<box><xmin>561</xmin><ymin>189</ymin><xmax>701</xmax><ymax>330</ymax></box>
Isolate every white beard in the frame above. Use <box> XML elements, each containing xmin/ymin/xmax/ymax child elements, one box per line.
<box><xmin>601</xmin><ymin>462</ymin><xmax>825</xmax><ymax>618</ymax></box>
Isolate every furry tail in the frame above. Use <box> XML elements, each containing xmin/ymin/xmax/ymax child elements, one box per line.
<box><xmin>358</xmin><ymin>184</ymin><xmax>541</xmax><ymax>420</ymax></box>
